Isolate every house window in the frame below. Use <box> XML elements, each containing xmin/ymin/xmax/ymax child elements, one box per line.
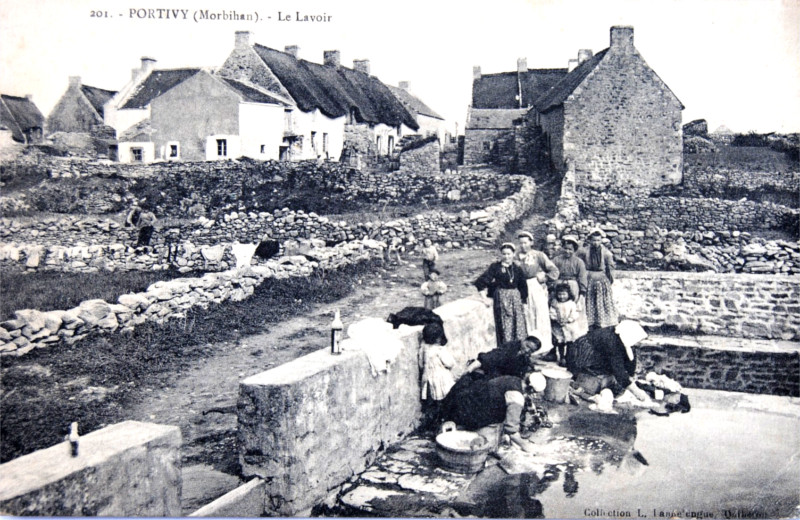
<box><xmin>311</xmin><ymin>131</ymin><xmax>317</xmax><ymax>154</ymax></box>
<box><xmin>376</xmin><ymin>136</ymin><xmax>382</xmax><ymax>155</ymax></box>
<box><xmin>260</xmin><ymin>144</ymin><xmax>266</xmax><ymax>154</ymax></box>
<box><xmin>131</xmin><ymin>147</ymin><xmax>144</xmax><ymax>163</ymax></box>
<box><xmin>217</xmin><ymin>139</ymin><xmax>227</xmax><ymax>157</ymax></box>
<box><xmin>482</xmin><ymin>141</ymin><xmax>491</xmax><ymax>153</ymax></box>
<box><xmin>388</xmin><ymin>136</ymin><xmax>394</xmax><ymax>155</ymax></box>
<box><xmin>322</xmin><ymin>133</ymin><xmax>328</xmax><ymax>155</ymax></box>
<box><xmin>169</xmin><ymin>144</ymin><xmax>179</xmax><ymax>158</ymax></box>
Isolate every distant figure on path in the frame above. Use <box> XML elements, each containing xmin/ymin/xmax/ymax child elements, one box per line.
<box><xmin>474</xmin><ymin>242</ymin><xmax>529</xmax><ymax>347</ymax></box>
<box><xmin>127</xmin><ymin>201</ymin><xmax>157</xmax><ymax>249</ymax></box>
<box><xmin>420</xmin><ymin>238</ymin><xmax>439</xmax><ymax>280</ymax></box>
<box><xmin>577</xmin><ymin>229</ymin><xmax>618</xmax><ymax>329</ymax></box>
<box><xmin>517</xmin><ymin>231</ymin><xmax>559</xmax><ymax>355</ymax></box>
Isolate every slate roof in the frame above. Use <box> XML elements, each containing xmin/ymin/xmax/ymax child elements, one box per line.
<box><xmin>534</xmin><ymin>50</ymin><xmax>608</xmax><ymax>113</ymax></box>
<box><xmin>121</xmin><ymin>69</ymin><xmax>201</xmax><ymax>109</ymax></box>
<box><xmin>251</xmin><ymin>44</ymin><xmax>419</xmax><ymax>130</ymax></box>
<box><xmin>387</xmin><ymin>86</ymin><xmax>443</xmax><ymax>120</ymax></box>
<box><xmin>0</xmin><ymin>94</ymin><xmax>44</xmax><ymax>142</ymax></box>
<box><xmin>80</xmin><ymin>85</ymin><xmax>117</xmax><ymax>118</ymax></box>
<box><xmin>466</xmin><ymin>108</ymin><xmax>527</xmax><ymax>130</ymax></box>
<box><xmin>472</xmin><ymin>69</ymin><xmax>568</xmax><ymax>110</ymax></box>
<box><xmin>219</xmin><ymin>78</ymin><xmax>290</xmax><ymax>106</ymax></box>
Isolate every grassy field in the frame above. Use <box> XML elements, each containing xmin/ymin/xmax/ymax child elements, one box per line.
<box><xmin>0</xmin><ymin>259</ymin><xmax>382</xmax><ymax>463</ymax></box>
<box><xmin>0</xmin><ymin>269</ymin><xmax>198</xmax><ymax>321</ymax></box>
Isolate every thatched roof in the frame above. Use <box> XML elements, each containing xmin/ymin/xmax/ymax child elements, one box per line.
<box><xmin>80</xmin><ymin>85</ymin><xmax>117</xmax><ymax>118</ymax></box>
<box><xmin>472</xmin><ymin>69</ymin><xmax>567</xmax><ymax>110</ymax></box>
<box><xmin>388</xmin><ymin>86</ymin><xmax>443</xmax><ymax>120</ymax></box>
<box><xmin>0</xmin><ymin>94</ymin><xmax>44</xmax><ymax>142</ymax></box>
<box><xmin>251</xmin><ymin>44</ymin><xmax>419</xmax><ymax>130</ymax></box>
<box><xmin>122</xmin><ymin>69</ymin><xmax>201</xmax><ymax>109</ymax></box>
<box><xmin>534</xmin><ymin>50</ymin><xmax>607</xmax><ymax>113</ymax></box>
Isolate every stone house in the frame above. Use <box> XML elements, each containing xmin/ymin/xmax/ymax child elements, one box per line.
<box><xmin>216</xmin><ymin>31</ymin><xmax>420</xmax><ymax>162</ymax></box>
<box><xmin>388</xmin><ymin>81</ymin><xmax>447</xmax><ymax>147</ymax></box>
<box><xmin>464</xmin><ymin>60</ymin><xmax>566</xmax><ymax>165</ymax></box>
<box><xmin>46</xmin><ymin>77</ymin><xmax>116</xmax><ymax>137</ymax></box>
<box><xmin>533</xmin><ymin>26</ymin><xmax>684</xmax><ymax>192</ymax></box>
<box><xmin>0</xmin><ymin>94</ymin><xmax>44</xmax><ymax>145</ymax></box>
<box><xmin>109</xmin><ymin>67</ymin><xmax>288</xmax><ymax>163</ymax></box>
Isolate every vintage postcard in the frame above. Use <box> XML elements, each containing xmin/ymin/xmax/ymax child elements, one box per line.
<box><xmin>1</xmin><ymin>0</ymin><xmax>798</xmax><ymax>518</ymax></box>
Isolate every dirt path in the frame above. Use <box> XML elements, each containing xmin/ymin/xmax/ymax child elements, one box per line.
<box><xmin>125</xmin><ymin>179</ymin><xmax>562</xmax><ymax>513</ymax></box>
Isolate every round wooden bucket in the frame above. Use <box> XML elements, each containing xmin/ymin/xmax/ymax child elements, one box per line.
<box><xmin>435</xmin><ymin>423</ymin><xmax>491</xmax><ymax>474</ymax></box>
<box><xmin>542</xmin><ymin>368</ymin><xmax>573</xmax><ymax>402</ymax></box>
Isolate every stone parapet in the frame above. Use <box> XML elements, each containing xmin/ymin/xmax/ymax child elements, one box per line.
<box><xmin>236</xmin><ymin>299</ymin><xmax>494</xmax><ymax>516</ymax></box>
<box><xmin>0</xmin><ymin>421</ymin><xmax>181</xmax><ymax>516</ymax></box>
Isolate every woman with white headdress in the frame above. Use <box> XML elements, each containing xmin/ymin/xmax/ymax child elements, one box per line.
<box><xmin>565</xmin><ymin>320</ymin><xmax>650</xmax><ymax>401</ymax></box>
<box><xmin>516</xmin><ymin>231</ymin><xmax>559</xmax><ymax>355</ymax></box>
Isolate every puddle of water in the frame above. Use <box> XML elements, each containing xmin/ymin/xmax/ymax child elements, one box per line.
<box><xmin>493</xmin><ymin>406</ymin><xmax>800</xmax><ymax>519</ymax></box>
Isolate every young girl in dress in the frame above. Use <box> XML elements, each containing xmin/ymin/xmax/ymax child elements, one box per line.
<box><xmin>550</xmin><ymin>283</ymin><xmax>588</xmax><ymax>365</ymax></box>
<box><xmin>419</xmin><ymin>322</ymin><xmax>455</xmax><ymax>428</ymax></box>
<box><xmin>421</xmin><ymin>269</ymin><xmax>448</xmax><ymax>310</ymax></box>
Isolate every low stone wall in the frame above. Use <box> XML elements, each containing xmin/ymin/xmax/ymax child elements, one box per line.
<box><xmin>0</xmin><ymin>239</ymin><xmax>386</xmax><ymax>357</ymax></box>
<box><xmin>578</xmin><ymin>191</ymin><xmax>798</xmax><ymax>233</ymax></box>
<box><xmin>0</xmin><ymin>175</ymin><xmax>535</xmax><ymax>273</ymax></box>
<box><xmin>236</xmin><ymin>299</ymin><xmax>494</xmax><ymax>517</ymax></box>
<box><xmin>551</xmin><ymin>219</ymin><xmax>800</xmax><ymax>275</ymax></box>
<box><xmin>0</xmin><ymin>421</ymin><xmax>181</xmax><ymax>516</ymax></box>
<box><xmin>615</xmin><ymin>271</ymin><xmax>799</xmax><ymax>341</ymax></box>
<box><xmin>397</xmin><ymin>140</ymin><xmax>439</xmax><ymax>174</ymax></box>
<box><xmin>637</xmin><ymin>336</ymin><xmax>799</xmax><ymax>397</ymax></box>
<box><xmin>681</xmin><ymin>166</ymin><xmax>800</xmax><ymax>208</ymax></box>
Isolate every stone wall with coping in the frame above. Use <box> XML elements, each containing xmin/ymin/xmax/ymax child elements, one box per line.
<box><xmin>397</xmin><ymin>139</ymin><xmax>439</xmax><ymax>174</ymax></box>
<box><xmin>0</xmin><ymin>421</ymin><xmax>181</xmax><ymax>516</ymax></box>
<box><xmin>614</xmin><ymin>271</ymin><xmax>799</xmax><ymax>341</ymax></box>
<box><xmin>236</xmin><ymin>298</ymin><xmax>495</xmax><ymax>517</ymax></box>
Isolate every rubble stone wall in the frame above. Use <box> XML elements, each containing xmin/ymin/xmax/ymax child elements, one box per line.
<box><xmin>615</xmin><ymin>271</ymin><xmax>800</xmax><ymax>341</ymax></box>
<box><xmin>397</xmin><ymin>140</ymin><xmax>439</xmax><ymax>174</ymax></box>
<box><xmin>0</xmin><ymin>421</ymin><xmax>181</xmax><ymax>516</ymax></box>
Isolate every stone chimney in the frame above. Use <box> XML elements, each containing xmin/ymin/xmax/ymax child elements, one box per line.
<box><xmin>235</xmin><ymin>31</ymin><xmax>252</xmax><ymax>50</ymax></box>
<box><xmin>69</xmin><ymin>76</ymin><xmax>82</xmax><ymax>88</ymax></box>
<box><xmin>473</xmin><ymin>66</ymin><xmax>481</xmax><ymax>80</ymax></box>
<box><xmin>610</xmin><ymin>26</ymin><xmax>634</xmax><ymax>50</ymax></box>
<box><xmin>284</xmin><ymin>45</ymin><xmax>299</xmax><ymax>58</ymax></box>
<box><xmin>398</xmin><ymin>81</ymin><xmax>410</xmax><ymax>91</ymax></box>
<box><xmin>353</xmin><ymin>59</ymin><xmax>370</xmax><ymax>74</ymax></box>
<box><xmin>140</xmin><ymin>57</ymin><xmax>157</xmax><ymax>75</ymax></box>
<box><xmin>25</xmin><ymin>94</ymin><xmax>33</xmax><ymax>102</ymax></box>
<box><xmin>323</xmin><ymin>50</ymin><xmax>341</xmax><ymax>67</ymax></box>
<box><xmin>577</xmin><ymin>49</ymin><xmax>593</xmax><ymax>64</ymax></box>
<box><xmin>567</xmin><ymin>59</ymin><xmax>578</xmax><ymax>72</ymax></box>
<box><xmin>517</xmin><ymin>58</ymin><xmax>527</xmax><ymax>73</ymax></box>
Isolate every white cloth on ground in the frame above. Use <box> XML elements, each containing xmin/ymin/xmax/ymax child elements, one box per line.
<box><xmin>645</xmin><ymin>372</ymin><xmax>683</xmax><ymax>393</ymax></box>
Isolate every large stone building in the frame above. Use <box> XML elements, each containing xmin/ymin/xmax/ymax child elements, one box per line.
<box><xmin>466</xmin><ymin>26</ymin><xmax>684</xmax><ymax>193</ymax></box>
<box><xmin>46</xmin><ymin>77</ymin><xmax>116</xmax><ymax>137</ymax></box>
<box><xmin>388</xmin><ymin>81</ymin><xmax>447</xmax><ymax>145</ymax></box>
<box><xmin>464</xmin><ymin>60</ymin><xmax>566</xmax><ymax>165</ymax></box>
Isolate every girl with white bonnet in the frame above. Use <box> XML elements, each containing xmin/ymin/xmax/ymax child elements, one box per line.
<box><xmin>565</xmin><ymin>320</ymin><xmax>650</xmax><ymax>400</ymax></box>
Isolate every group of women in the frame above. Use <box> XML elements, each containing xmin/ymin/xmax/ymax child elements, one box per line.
<box><xmin>474</xmin><ymin>229</ymin><xmax>619</xmax><ymax>353</ymax></box>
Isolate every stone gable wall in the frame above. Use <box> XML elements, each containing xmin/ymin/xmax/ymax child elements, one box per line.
<box><xmin>563</xmin><ymin>49</ymin><xmax>684</xmax><ymax>192</ymax></box>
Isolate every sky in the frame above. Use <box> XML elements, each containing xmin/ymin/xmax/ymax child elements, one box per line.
<box><xmin>1</xmin><ymin>0</ymin><xmax>798</xmax><ymax>135</ymax></box>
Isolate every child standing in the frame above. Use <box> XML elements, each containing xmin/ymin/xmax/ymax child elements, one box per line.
<box><xmin>550</xmin><ymin>283</ymin><xmax>588</xmax><ymax>365</ymax></box>
<box><xmin>421</xmin><ymin>269</ymin><xmax>448</xmax><ymax>310</ymax></box>
<box><xmin>419</xmin><ymin>322</ymin><xmax>455</xmax><ymax>430</ymax></box>
<box><xmin>421</xmin><ymin>238</ymin><xmax>439</xmax><ymax>280</ymax></box>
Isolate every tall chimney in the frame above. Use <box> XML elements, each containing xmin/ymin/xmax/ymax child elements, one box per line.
<box><xmin>567</xmin><ymin>59</ymin><xmax>578</xmax><ymax>72</ymax></box>
<box><xmin>517</xmin><ymin>58</ymin><xmax>527</xmax><ymax>73</ymax></box>
<box><xmin>398</xmin><ymin>81</ymin><xmax>410</xmax><ymax>91</ymax></box>
<box><xmin>473</xmin><ymin>66</ymin><xmax>482</xmax><ymax>80</ymax></box>
<box><xmin>284</xmin><ymin>45</ymin><xmax>299</xmax><ymax>58</ymax></box>
<box><xmin>140</xmin><ymin>56</ymin><xmax>157</xmax><ymax>76</ymax></box>
<box><xmin>577</xmin><ymin>49</ymin><xmax>593</xmax><ymax>64</ymax></box>
<box><xmin>69</xmin><ymin>76</ymin><xmax>81</xmax><ymax>88</ymax></box>
<box><xmin>235</xmin><ymin>31</ymin><xmax>252</xmax><ymax>50</ymax></box>
<box><xmin>610</xmin><ymin>26</ymin><xmax>634</xmax><ymax>50</ymax></box>
<box><xmin>25</xmin><ymin>94</ymin><xmax>33</xmax><ymax>102</ymax></box>
<box><xmin>353</xmin><ymin>59</ymin><xmax>370</xmax><ymax>74</ymax></box>
<box><xmin>323</xmin><ymin>50</ymin><xmax>341</xmax><ymax>67</ymax></box>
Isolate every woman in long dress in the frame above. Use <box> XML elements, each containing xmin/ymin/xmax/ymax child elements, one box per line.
<box><xmin>517</xmin><ymin>231</ymin><xmax>559</xmax><ymax>355</ymax></box>
<box><xmin>577</xmin><ymin>229</ymin><xmax>619</xmax><ymax>329</ymax></box>
<box><xmin>474</xmin><ymin>243</ymin><xmax>529</xmax><ymax>347</ymax></box>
